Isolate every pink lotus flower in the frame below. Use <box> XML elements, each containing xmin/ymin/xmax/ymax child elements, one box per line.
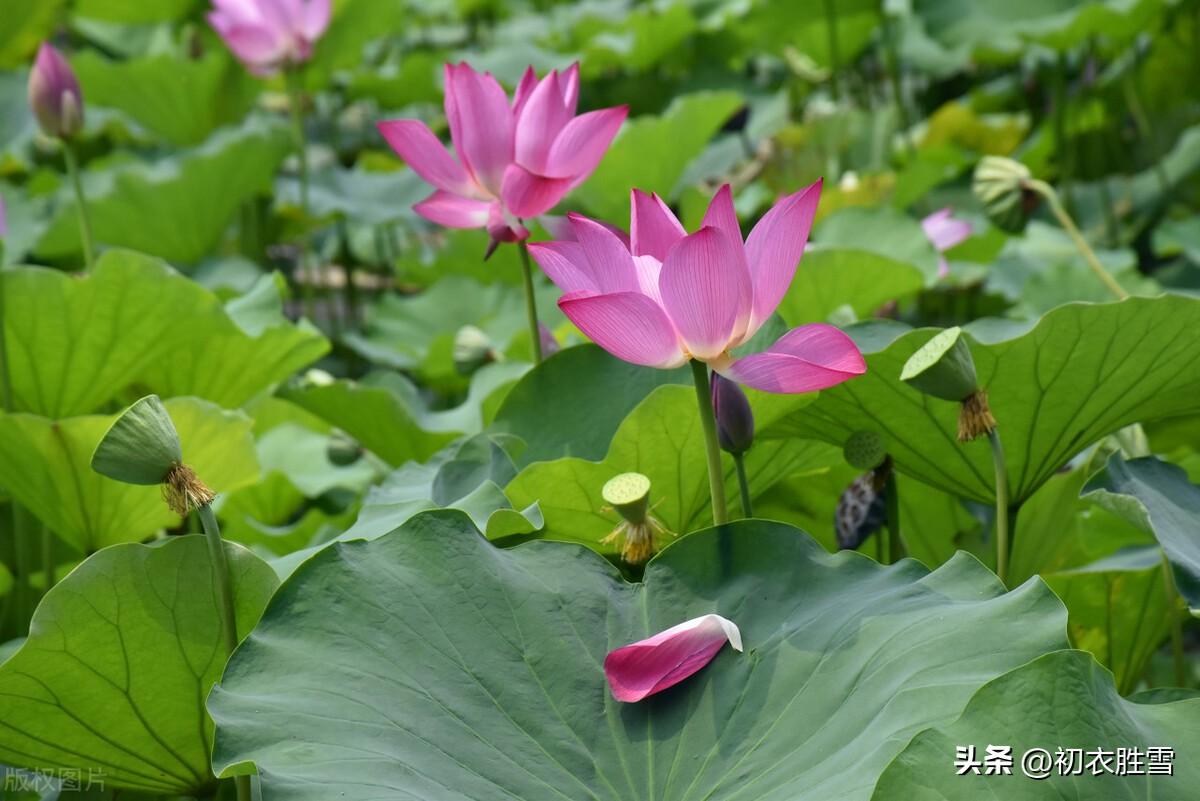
<box><xmin>208</xmin><ymin>0</ymin><xmax>331</xmax><ymax>76</ymax></box>
<box><xmin>921</xmin><ymin>207</ymin><xmax>972</xmax><ymax>278</ymax></box>
<box><xmin>528</xmin><ymin>182</ymin><xmax>867</xmax><ymax>393</ymax></box>
<box><xmin>28</xmin><ymin>44</ymin><xmax>84</xmax><ymax>140</ymax></box>
<box><xmin>605</xmin><ymin>614</ymin><xmax>743</xmax><ymax>702</ymax></box>
<box><xmin>377</xmin><ymin>63</ymin><xmax>628</xmax><ymax>249</ymax></box>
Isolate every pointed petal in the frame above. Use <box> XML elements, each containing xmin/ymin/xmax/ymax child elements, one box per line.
<box><xmin>720</xmin><ymin>323</ymin><xmax>866</xmax><ymax>394</ymax></box>
<box><xmin>412</xmin><ymin>190</ymin><xmax>490</xmax><ymax>229</ymax></box>
<box><xmin>210</xmin><ymin>18</ymin><xmax>286</xmax><ymax>70</ymax></box>
<box><xmin>568</xmin><ymin>213</ymin><xmax>640</xmax><ymax>293</ymax></box>
<box><xmin>701</xmin><ymin>184</ymin><xmax>742</xmax><ymax>245</ymax></box>
<box><xmin>500</xmin><ymin>164</ymin><xmax>574</xmax><ymax>218</ymax></box>
<box><xmin>511</xmin><ymin>65</ymin><xmax>538</xmax><ymax>118</ymax></box>
<box><xmin>558</xmin><ymin>291</ymin><xmax>684</xmax><ymax>369</ymax></box>
<box><xmin>604</xmin><ymin>614</ymin><xmax>742</xmax><ymax>703</ymax></box>
<box><xmin>376</xmin><ymin>119</ymin><xmax>473</xmax><ymax>195</ymax></box>
<box><xmin>526</xmin><ymin>241</ymin><xmax>594</xmax><ymax>294</ymax></box>
<box><xmin>630</xmin><ymin>189</ymin><xmax>686</xmax><ymax>261</ymax></box>
<box><xmin>444</xmin><ymin>63</ymin><xmax>513</xmax><ymax>195</ymax></box>
<box><xmin>561</xmin><ymin>62</ymin><xmax>580</xmax><ymax>114</ymax></box>
<box><xmin>658</xmin><ymin>227</ymin><xmax>752</xmax><ymax>361</ymax></box>
<box><xmin>543</xmin><ymin>106</ymin><xmax>627</xmax><ymax>179</ymax></box>
<box><xmin>744</xmin><ymin>179</ymin><xmax>823</xmax><ymax>336</ymax></box>
<box><xmin>515</xmin><ymin>71</ymin><xmax>573</xmax><ymax>173</ymax></box>
<box><xmin>300</xmin><ymin>0</ymin><xmax>331</xmax><ymax>39</ymax></box>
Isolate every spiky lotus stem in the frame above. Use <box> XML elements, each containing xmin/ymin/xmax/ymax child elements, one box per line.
<box><xmin>162</xmin><ymin>462</ymin><xmax>215</xmax><ymax>516</ymax></box>
<box><xmin>957</xmin><ymin>389</ymin><xmax>997</xmax><ymax>442</ymax></box>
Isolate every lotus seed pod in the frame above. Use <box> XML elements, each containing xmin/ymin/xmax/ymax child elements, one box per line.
<box><xmin>711</xmin><ymin>374</ymin><xmax>754</xmax><ymax>454</ymax></box>
<box><xmin>28</xmin><ymin>43</ymin><xmax>84</xmax><ymax>140</ymax></box>
<box><xmin>973</xmin><ymin>156</ymin><xmax>1033</xmax><ymax>233</ymax></box>
<box><xmin>91</xmin><ymin>395</ymin><xmax>183</xmax><ymax>485</ymax></box>
<box><xmin>453</xmin><ymin>325</ymin><xmax>495</xmax><ymax>374</ymax></box>
<box><xmin>844</xmin><ymin>431</ymin><xmax>887</xmax><ymax>470</ymax></box>
<box><xmin>602</xmin><ymin>472</ymin><xmax>651</xmax><ymax>525</ymax></box>
<box><xmin>326</xmin><ymin>430</ymin><xmax>362</xmax><ymax>466</ymax></box>
<box><xmin>900</xmin><ymin>327</ymin><xmax>978</xmax><ymax>403</ymax></box>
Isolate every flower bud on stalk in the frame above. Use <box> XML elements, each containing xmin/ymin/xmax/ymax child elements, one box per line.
<box><xmin>600</xmin><ymin>472</ymin><xmax>671</xmax><ymax>565</ymax></box>
<box><xmin>28</xmin><ymin>44</ymin><xmax>84</xmax><ymax>140</ymax></box>
<box><xmin>711</xmin><ymin>374</ymin><xmax>754</xmax><ymax>454</ymax></box>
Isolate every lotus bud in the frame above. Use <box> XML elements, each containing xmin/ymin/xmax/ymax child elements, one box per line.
<box><xmin>28</xmin><ymin>44</ymin><xmax>84</xmax><ymax>140</ymax></box>
<box><xmin>453</xmin><ymin>325</ymin><xmax>496</xmax><ymax>374</ymax></box>
<box><xmin>710</xmin><ymin>374</ymin><xmax>754</xmax><ymax>454</ymax></box>
<box><xmin>901</xmin><ymin>327</ymin><xmax>996</xmax><ymax>441</ymax></box>
<box><xmin>91</xmin><ymin>395</ymin><xmax>213</xmax><ymax>515</ymax></box>
<box><xmin>600</xmin><ymin>472</ymin><xmax>671</xmax><ymax>565</ymax></box>
<box><xmin>326</xmin><ymin>430</ymin><xmax>362</xmax><ymax>466</ymax></box>
<box><xmin>972</xmin><ymin>156</ymin><xmax>1037</xmax><ymax>233</ymax></box>
<box><xmin>843</xmin><ymin>430</ymin><xmax>886</xmax><ymax>471</ymax></box>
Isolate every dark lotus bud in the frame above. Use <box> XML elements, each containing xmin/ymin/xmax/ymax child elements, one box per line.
<box><xmin>835</xmin><ymin>472</ymin><xmax>887</xmax><ymax>550</ymax></box>
<box><xmin>711</xmin><ymin>374</ymin><xmax>754</xmax><ymax>454</ymax></box>
<box><xmin>28</xmin><ymin>43</ymin><xmax>84</xmax><ymax>140</ymax></box>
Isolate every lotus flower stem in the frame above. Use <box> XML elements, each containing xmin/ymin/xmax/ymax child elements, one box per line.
<box><xmin>1160</xmin><ymin>551</ymin><xmax>1188</xmax><ymax>687</ymax></box>
<box><xmin>197</xmin><ymin>502</ymin><xmax>251</xmax><ymax>801</ymax></box>
<box><xmin>1024</xmin><ymin>179</ymin><xmax>1128</xmax><ymax>301</ymax></box>
<box><xmin>61</xmin><ymin>142</ymin><xmax>94</xmax><ymax>270</ymax></box>
<box><xmin>285</xmin><ymin>68</ymin><xmax>317</xmax><ymax>323</ymax></box>
<box><xmin>987</xmin><ymin>428</ymin><xmax>1010</xmax><ymax>585</ymax></box>
<box><xmin>732</xmin><ymin>452</ymin><xmax>752</xmax><ymax>518</ymax></box>
<box><xmin>40</xmin><ymin>525</ymin><xmax>54</xmax><ymax>592</ymax></box>
<box><xmin>517</xmin><ymin>240</ymin><xmax>543</xmax><ymax>364</ymax></box>
<box><xmin>822</xmin><ymin>0</ymin><xmax>841</xmax><ymax>101</ymax></box>
<box><xmin>690</xmin><ymin>361</ymin><xmax>729</xmax><ymax>526</ymax></box>
<box><xmin>885</xmin><ymin>472</ymin><xmax>904</xmax><ymax>564</ymax></box>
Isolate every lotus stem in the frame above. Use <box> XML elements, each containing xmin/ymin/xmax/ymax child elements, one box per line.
<box><xmin>690</xmin><ymin>361</ymin><xmax>729</xmax><ymax>526</ymax></box>
<box><xmin>1025</xmin><ymin>179</ymin><xmax>1128</xmax><ymax>301</ymax></box>
<box><xmin>40</xmin><ymin>525</ymin><xmax>54</xmax><ymax>593</ymax></box>
<box><xmin>61</xmin><ymin>141</ymin><xmax>95</xmax><ymax>271</ymax></box>
<box><xmin>517</xmin><ymin>240</ymin><xmax>543</xmax><ymax>364</ymax></box>
<box><xmin>885</xmin><ymin>469</ymin><xmax>904</xmax><ymax>564</ymax></box>
<box><xmin>987</xmin><ymin>428</ymin><xmax>1010</xmax><ymax>585</ymax></box>
<box><xmin>286</xmin><ymin>67</ymin><xmax>317</xmax><ymax>324</ymax></box>
<box><xmin>196</xmin><ymin>503</ymin><xmax>251</xmax><ymax>801</ymax></box>
<box><xmin>732</xmin><ymin>451</ymin><xmax>752</xmax><ymax>518</ymax></box>
<box><xmin>822</xmin><ymin>0</ymin><xmax>841</xmax><ymax>101</ymax></box>
<box><xmin>1160</xmin><ymin>551</ymin><xmax>1188</xmax><ymax>687</ymax></box>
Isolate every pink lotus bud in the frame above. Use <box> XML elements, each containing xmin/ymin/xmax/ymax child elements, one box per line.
<box><xmin>604</xmin><ymin>614</ymin><xmax>742</xmax><ymax>702</ymax></box>
<box><xmin>711</xmin><ymin>374</ymin><xmax>754</xmax><ymax>454</ymax></box>
<box><xmin>28</xmin><ymin>44</ymin><xmax>84</xmax><ymax>140</ymax></box>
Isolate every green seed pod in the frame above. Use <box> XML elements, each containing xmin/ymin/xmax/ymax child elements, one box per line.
<box><xmin>602</xmin><ymin>472</ymin><xmax>651</xmax><ymax>525</ymax></box>
<box><xmin>844</xmin><ymin>431</ymin><xmax>887</xmax><ymax>470</ymax></box>
<box><xmin>326</xmin><ymin>430</ymin><xmax>362</xmax><ymax>466</ymax></box>
<box><xmin>453</xmin><ymin>324</ymin><xmax>495</xmax><ymax>374</ymax></box>
<box><xmin>91</xmin><ymin>395</ymin><xmax>182</xmax><ymax>485</ymax></box>
<box><xmin>973</xmin><ymin>156</ymin><xmax>1034</xmax><ymax>234</ymax></box>
<box><xmin>900</xmin><ymin>327</ymin><xmax>978</xmax><ymax>403</ymax></box>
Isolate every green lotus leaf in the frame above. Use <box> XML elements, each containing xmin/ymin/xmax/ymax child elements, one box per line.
<box><xmin>813</xmin><ymin>206</ymin><xmax>942</xmax><ymax>281</ymax></box>
<box><xmin>209</xmin><ymin>512</ymin><xmax>1067</xmax><ymax>800</ymax></box>
<box><xmin>0</xmin><ymin>535</ymin><xmax>278</xmax><ymax>794</ymax></box>
<box><xmin>872</xmin><ymin>650</ymin><xmax>1200</xmax><ymax>799</ymax></box>
<box><xmin>777</xmin><ymin>247</ymin><xmax>926</xmax><ymax>326</ymax></box>
<box><xmin>766</xmin><ymin>296</ymin><xmax>1200</xmax><ymax>506</ymax></box>
<box><xmin>0</xmin><ymin>250</ymin><xmax>328</xmax><ymax>417</ymax></box>
<box><xmin>0</xmin><ymin>0</ymin><xmax>64</xmax><ymax>67</ymax></box>
<box><xmin>0</xmin><ymin>398</ymin><xmax>258</xmax><ymax>552</ymax></box>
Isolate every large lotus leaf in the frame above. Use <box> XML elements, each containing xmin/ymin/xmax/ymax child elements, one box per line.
<box><xmin>281</xmin><ymin>362</ymin><xmax>526</xmax><ymax>466</ymax></box>
<box><xmin>766</xmin><ymin>296</ymin><xmax>1200</xmax><ymax>505</ymax></box>
<box><xmin>0</xmin><ymin>398</ymin><xmax>258</xmax><ymax>552</ymax></box>
<box><xmin>73</xmin><ymin>0</ymin><xmax>197</xmax><ymax>22</ymax></box>
<box><xmin>73</xmin><ymin>50</ymin><xmax>258</xmax><ymax>146</ymax></box>
<box><xmin>1044</xmin><ymin>547</ymin><xmax>1171</xmax><ymax>695</ymax></box>
<box><xmin>506</xmin><ymin>384</ymin><xmax>841</xmax><ymax>554</ymax></box>
<box><xmin>0</xmin><ymin>535</ymin><xmax>278</xmax><ymax>795</ymax></box>
<box><xmin>0</xmin><ymin>250</ymin><xmax>328</xmax><ymax>417</ymax></box>
<box><xmin>209</xmin><ymin>512</ymin><xmax>1067</xmax><ymax>800</ymax></box>
<box><xmin>732</xmin><ymin>0</ymin><xmax>880</xmax><ymax>66</ymax></box>
<box><xmin>1083</xmin><ymin>454</ymin><xmax>1200</xmax><ymax>614</ymax></box>
<box><xmin>0</xmin><ymin>0</ymin><xmax>64</xmax><ymax>68</ymax></box>
<box><xmin>812</xmin><ymin>206</ymin><xmax>942</xmax><ymax>280</ymax></box>
<box><xmin>491</xmin><ymin>344</ymin><xmax>689</xmax><ymax>466</ymax></box>
<box><xmin>777</xmin><ymin>247</ymin><xmax>926</xmax><ymax>326</ymax></box>
<box><xmin>571</xmin><ymin>91</ymin><xmax>742</xmax><ymax>222</ymax></box>
<box><xmin>872</xmin><ymin>650</ymin><xmax>1200</xmax><ymax>799</ymax></box>
<box><xmin>35</xmin><ymin>120</ymin><xmax>290</xmax><ymax>263</ymax></box>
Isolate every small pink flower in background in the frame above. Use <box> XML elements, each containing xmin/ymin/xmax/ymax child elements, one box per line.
<box><xmin>921</xmin><ymin>207</ymin><xmax>972</xmax><ymax>278</ymax></box>
<box><xmin>377</xmin><ymin>63</ymin><xmax>628</xmax><ymax>251</ymax></box>
<box><xmin>527</xmin><ymin>182</ymin><xmax>867</xmax><ymax>393</ymax></box>
<box><xmin>605</xmin><ymin>614</ymin><xmax>743</xmax><ymax>702</ymax></box>
<box><xmin>208</xmin><ymin>0</ymin><xmax>331</xmax><ymax>76</ymax></box>
<box><xmin>28</xmin><ymin>44</ymin><xmax>84</xmax><ymax>140</ymax></box>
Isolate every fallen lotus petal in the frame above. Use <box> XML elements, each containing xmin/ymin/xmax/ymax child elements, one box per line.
<box><xmin>604</xmin><ymin>614</ymin><xmax>743</xmax><ymax>702</ymax></box>
<box><xmin>377</xmin><ymin>63</ymin><xmax>627</xmax><ymax>248</ymax></box>
<box><xmin>528</xmin><ymin>182</ymin><xmax>867</xmax><ymax>394</ymax></box>
<box><xmin>208</xmin><ymin>0</ymin><xmax>331</xmax><ymax>76</ymax></box>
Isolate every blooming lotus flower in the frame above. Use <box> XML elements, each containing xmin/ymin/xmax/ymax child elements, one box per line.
<box><xmin>208</xmin><ymin>0</ymin><xmax>331</xmax><ymax>76</ymax></box>
<box><xmin>28</xmin><ymin>44</ymin><xmax>84</xmax><ymax>140</ymax></box>
<box><xmin>921</xmin><ymin>207</ymin><xmax>972</xmax><ymax>278</ymax></box>
<box><xmin>604</xmin><ymin>614</ymin><xmax>742</xmax><ymax>702</ymax></box>
<box><xmin>528</xmin><ymin>182</ymin><xmax>867</xmax><ymax>393</ymax></box>
<box><xmin>377</xmin><ymin>63</ymin><xmax>628</xmax><ymax>248</ymax></box>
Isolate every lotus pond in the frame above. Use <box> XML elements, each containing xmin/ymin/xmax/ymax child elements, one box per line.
<box><xmin>0</xmin><ymin>0</ymin><xmax>1199</xmax><ymax>799</ymax></box>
